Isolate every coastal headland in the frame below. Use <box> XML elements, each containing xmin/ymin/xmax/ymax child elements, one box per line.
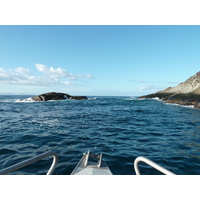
<box><xmin>139</xmin><ymin>72</ymin><xmax>200</xmax><ymax>108</ymax></box>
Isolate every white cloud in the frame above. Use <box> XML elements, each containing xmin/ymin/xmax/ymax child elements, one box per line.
<box><xmin>0</xmin><ymin>64</ymin><xmax>94</xmax><ymax>86</ymax></box>
<box><xmin>131</xmin><ymin>79</ymin><xmax>180</xmax><ymax>85</ymax></box>
<box><xmin>165</xmin><ymin>81</ymin><xmax>180</xmax><ymax>85</ymax></box>
<box><xmin>14</xmin><ymin>67</ymin><xmax>31</xmax><ymax>77</ymax></box>
<box><xmin>62</xmin><ymin>81</ymin><xmax>71</xmax><ymax>85</ymax></box>
<box><xmin>35</xmin><ymin>64</ymin><xmax>94</xmax><ymax>80</ymax></box>
<box><xmin>0</xmin><ymin>68</ymin><xmax>11</xmax><ymax>79</ymax></box>
<box><xmin>0</xmin><ymin>67</ymin><xmax>60</xmax><ymax>86</ymax></box>
<box><xmin>35</xmin><ymin>64</ymin><xmax>72</xmax><ymax>78</ymax></box>
<box><xmin>137</xmin><ymin>85</ymin><xmax>160</xmax><ymax>93</ymax></box>
<box><xmin>0</xmin><ymin>67</ymin><xmax>26</xmax><ymax>82</ymax></box>
<box><xmin>86</xmin><ymin>74</ymin><xmax>95</xmax><ymax>79</ymax></box>
<box><xmin>76</xmin><ymin>73</ymin><xmax>95</xmax><ymax>79</ymax></box>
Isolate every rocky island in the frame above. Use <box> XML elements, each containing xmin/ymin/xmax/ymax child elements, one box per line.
<box><xmin>139</xmin><ymin>72</ymin><xmax>200</xmax><ymax>108</ymax></box>
<box><xmin>30</xmin><ymin>92</ymin><xmax>87</xmax><ymax>101</ymax></box>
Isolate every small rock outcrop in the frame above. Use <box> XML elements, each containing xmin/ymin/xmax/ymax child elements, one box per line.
<box><xmin>31</xmin><ymin>92</ymin><xmax>87</xmax><ymax>101</ymax></box>
<box><xmin>139</xmin><ymin>72</ymin><xmax>200</xmax><ymax>108</ymax></box>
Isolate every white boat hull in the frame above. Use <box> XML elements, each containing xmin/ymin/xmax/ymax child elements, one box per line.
<box><xmin>71</xmin><ymin>151</ymin><xmax>113</xmax><ymax>175</ymax></box>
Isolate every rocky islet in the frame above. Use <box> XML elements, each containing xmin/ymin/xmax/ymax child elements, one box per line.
<box><xmin>30</xmin><ymin>92</ymin><xmax>87</xmax><ymax>101</ymax></box>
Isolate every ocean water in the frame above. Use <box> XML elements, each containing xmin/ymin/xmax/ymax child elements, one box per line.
<box><xmin>1</xmin><ymin>95</ymin><xmax>200</xmax><ymax>175</ymax></box>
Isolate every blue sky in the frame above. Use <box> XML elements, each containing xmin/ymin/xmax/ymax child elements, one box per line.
<box><xmin>0</xmin><ymin>25</ymin><xmax>200</xmax><ymax>96</ymax></box>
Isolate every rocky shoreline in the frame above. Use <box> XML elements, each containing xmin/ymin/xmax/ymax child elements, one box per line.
<box><xmin>139</xmin><ymin>92</ymin><xmax>200</xmax><ymax>108</ymax></box>
<box><xmin>138</xmin><ymin>72</ymin><xmax>200</xmax><ymax>109</ymax></box>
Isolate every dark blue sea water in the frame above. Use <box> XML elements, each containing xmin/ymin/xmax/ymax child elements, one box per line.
<box><xmin>1</xmin><ymin>95</ymin><xmax>200</xmax><ymax>175</ymax></box>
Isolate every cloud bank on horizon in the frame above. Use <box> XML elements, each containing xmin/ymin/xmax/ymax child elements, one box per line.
<box><xmin>0</xmin><ymin>63</ymin><xmax>181</xmax><ymax>96</ymax></box>
<box><xmin>0</xmin><ymin>64</ymin><xmax>95</xmax><ymax>87</ymax></box>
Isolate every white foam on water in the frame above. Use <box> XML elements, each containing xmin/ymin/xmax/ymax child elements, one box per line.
<box><xmin>15</xmin><ymin>98</ymin><xmax>36</xmax><ymax>102</ymax></box>
<box><xmin>88</xmin><ymin>97</ymin><xmax>97</xmax><ymax>100</ymax></box>
<box><xmin>165</xmin><ymin>102</ymin><xmax>195</xmax><ymax>108</ymax></box>
<box><xmin>151</xmin><ymin>97</ymin><xmax>160</xmax><ymax>100</ymax></box>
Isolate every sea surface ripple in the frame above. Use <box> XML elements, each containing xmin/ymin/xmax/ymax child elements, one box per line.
<box><xmin>1</xmin><ymin>95</ymin><xmax>200</xmax><ymax>175</ymax></box>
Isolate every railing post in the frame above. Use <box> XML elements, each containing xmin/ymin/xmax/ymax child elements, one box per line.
<box><xmin>46</xmin><ymin>152</ymin><xmax>58</xmax><ymax>175</ymax></box>
<box><xmin>134</xmin><ymin>156</ymin><xmax>176</xmax><ymax>175</ymax></box>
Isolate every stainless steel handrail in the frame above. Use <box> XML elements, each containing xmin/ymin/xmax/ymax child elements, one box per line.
<box><xmin>134</xmin><ymin>156</ymin><xmax>176</xmax><ymax>175</ymax></box>
<box><xmin>0</xmin><ymin>151</ymin><xmax>58</xmax><ymax>175</ymax></box>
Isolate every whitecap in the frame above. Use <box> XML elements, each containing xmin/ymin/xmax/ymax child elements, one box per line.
<box><xmin>165</xmin><ymin>102</ymin><xmax>194</xmax><ymax>108</ymax></box>
<box><xmin>88</xmin><ymin>97</ymin><xmax>97</xmax><ymax>100</ymax></box>
<box><xmin>151</xmin><ymin>97</ymin><xmax>160</xmax><ymax>100</ymax></box>
<box><xmin>15</xmin><ymin>98</ymin><xmax>35</xmax><ymax>102</ymax></box>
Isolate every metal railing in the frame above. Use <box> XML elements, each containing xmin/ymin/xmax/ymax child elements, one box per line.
<box><xmin>0</xmin><ymin>151</ymin><xmax>58</xmax><ymax>175</ymax></box>
<box><xmin>0</xmin><ymin>151</ymin><xmax>176</xmax><ymax>175</ymax></box>
<box><xmin>84</xmin><ymin>151</ymin><xmax>103</xmax><ymax>167</ymax></box>
<box><xmin>134</xmin><ymin>156</ymin><xmax>176</xmax><ymax>175</ymax></box>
